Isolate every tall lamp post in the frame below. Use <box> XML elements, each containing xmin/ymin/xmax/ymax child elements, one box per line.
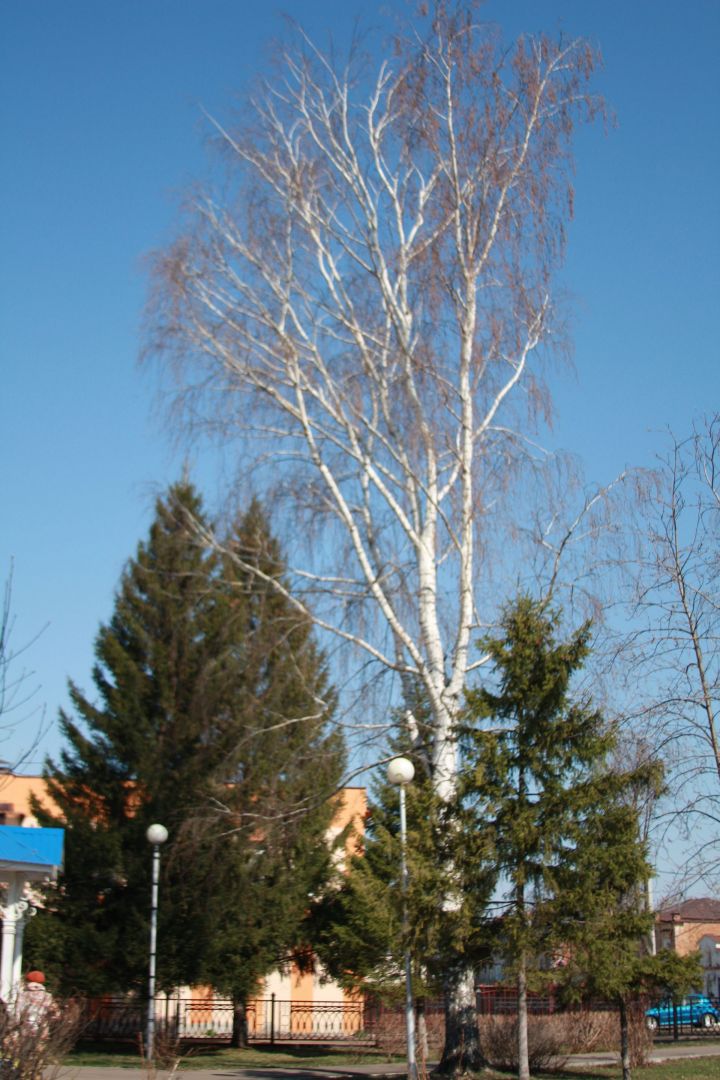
<box><xmin>146</xmin><ymin>823</ymin><xmax>168</xmax><ymax>1061</ymax></box>
<box><xmin>387</xmin><ymin>757</ymin><xmax>418</xmax><ymax>1080</ymax></box>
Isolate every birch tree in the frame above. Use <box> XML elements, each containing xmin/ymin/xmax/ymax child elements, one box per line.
<box><xmin>0</xmin><ymin>562</ymin><xmax>47</xmax><ymax>770</ymax></box>
<box><xmin>147</xmin><ymin>2</ymin><xmax>601</xmax><ymax>1070</ymax></box>
<box><xmin>629</xmin><ymin>415</ymin><xmax>720</xmax><ymax>889</ymax></box>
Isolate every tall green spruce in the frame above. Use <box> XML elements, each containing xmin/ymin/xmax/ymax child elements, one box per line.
<box><xmin>546</xmin><ymin>788</ymin><xmax>701</xmax><ymax>1080</ymax></box>
<box><xmin>312</xmin><ymin>697</ymin><xmax>496</xmax><ymax>1048</ymax></box>
<box><xmin>460</xmin><ymin>596</ymin><xmax>686</xmax><ymax>1080</ymax></box>
<box><xmin>27</xmin><ymin>484</ymin><xmax>344</xmax><ymax>1024</ymax></box>
<box><xmin>193</xmin><ymin>499</ymin><xmax>345</xmax><ymax>1045</ymax></box>
<box><xmin>311</xmin><ymin>598</ymin><xmax>697</xmax><ymax>1080</ymax></box>
<box><xmin>313</xmin><ymin>753</ymin><xmax>458</xmax><ymax>999</ymax></box>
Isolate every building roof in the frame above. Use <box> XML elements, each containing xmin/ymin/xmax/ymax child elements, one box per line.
<box><xmin>0</xmin><ymin>824</ymin><xmax>64</xmax><ymax>877</ymax></box>
<box><xmin>656</xmin><ymin>897</ymin><xmax>720</xmax><ymax>922</ymax></box>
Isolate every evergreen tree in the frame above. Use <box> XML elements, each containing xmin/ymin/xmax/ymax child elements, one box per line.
<box><xmin>460</xmin><ymin>596</ymin><xmax>663</xmax><ymax>1080</ymax></box>
<box><xmin>549</xmin><ymin>797</ymin><xmax>701</xmax><ymax>1080</ymax></box>
<box><xmin>313</xmin><ymin>753</ymin><xmax>447</xmax><ymax>999</ymax></box>
<box><xmin>311</xmin><ymin>696</ymin><xmax>495</xmax><ymax>1024</ymax></box>
<box><xmin>190</xmin><ymin>500</ymin><xmax>345</xmax><ymax>1045</ymax></box>
<box><xmin>27</xmin><ymin>486</ymin><xmax>344</xmax><ymax>1008</ymax></box>
<box><xmin>29</xmin><ymin>482</ymin><xmax>224</xmax><ymax>992</ymax></box>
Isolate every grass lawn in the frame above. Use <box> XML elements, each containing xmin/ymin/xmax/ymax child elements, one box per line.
<box><xmin>554</xmin><ymin>1064</ymin><xmax>720</xmax><ymax>1080</ymax></box>
<box><xmin>63</xmin><ymin>1042</ymin><xmax>720</xmax><ymax>1079</ymax></box>
<box><xmin>64</xmin><ymin>1041</ymin><xmax>404</xmax><ymax>1069</ymax></box>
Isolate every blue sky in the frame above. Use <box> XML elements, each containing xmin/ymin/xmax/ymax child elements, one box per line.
<box><xmin>1</xmin><ymin>0</ymin><xmax>719</xmax><ymax>812</ymax></box>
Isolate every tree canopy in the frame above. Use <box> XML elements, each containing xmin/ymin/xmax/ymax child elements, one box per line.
<box><xmin>27</xmin><ymin>482</ymin><xmax>344</xmax><ymax>1003</ymax></box>
<box><xmin>146</xmin><ymin>3</ymin><xmax>605</xmax><ymax>1068</ymax></box>
<box><xmin>460</xmin><ymin>596</ymin><xmax>683</xmax><ymax>1080</ymax></box>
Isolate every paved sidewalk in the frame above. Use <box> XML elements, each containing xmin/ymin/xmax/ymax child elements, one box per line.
<box><xmin>50</xmin><ymin>1042</ymin><xmax>720</xmax><ymax>1080</ymax></box>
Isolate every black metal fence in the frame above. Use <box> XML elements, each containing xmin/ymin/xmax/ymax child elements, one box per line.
<box><xmin>81</xmin><ymin>995</ymin><xmax>370</xmax><ymax>1043</ymax></box>
<box><xmin>477</xmin><ymin>985</ymin><xmax>720</xmax><ymax>1040</ymax></box>
<box><xmin>79</xmin><ymin>988</ymin><xmax>720</xmax><ymax>1046</ymax></box>
<box><xmin>478</xmin><ymin>985</ymin><xmax>558</xmax><ymax>1015</ymax></box>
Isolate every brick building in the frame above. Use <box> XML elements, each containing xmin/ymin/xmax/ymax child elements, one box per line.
<box><xmin>654</xmin><ymin>897</ymin><xmax>720</xmax><ymax>999</ymax></box>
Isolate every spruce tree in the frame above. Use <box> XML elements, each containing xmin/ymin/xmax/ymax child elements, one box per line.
<box><xmin>311</xmin><ymin>696</ymin><xmax>495</xmax><ymax>1024</ymax></box>
<box><xmin>550</xmin><ymin>796</ymin><xmax>701</xmax><ymax>1080</ymax></box>
<box><xmin>190</xmin><ymin>499</ymin><xmax>345</xmax><ymax>1045</ymax></box>
<box><xmin>312</xmin><ymin>752</ymin><xmax>447</xmax><ymax>999</ymax></box>
<box><xmin>29</xmin><ymin>482</ymin><xmax>225</xmax><ymax>991</ymax></box>
<box><xmin>27</xmin><ymin>486</ymin><xmax>344</xmax><ymax>1007</ymax></box>
<box><xmin>460</xmin><ymin>596</ymin><xmax>663</xmax><ymax>1080</ymax></box>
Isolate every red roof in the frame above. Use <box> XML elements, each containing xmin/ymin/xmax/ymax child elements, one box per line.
<box><xmin>656</xmin><ymin>897</ymin><xmax>720</xmax><ymax>922</ymax></box>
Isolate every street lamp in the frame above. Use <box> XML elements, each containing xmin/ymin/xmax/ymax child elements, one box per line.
<box><xmin>145</xmin><ymin>823</ymin><xmax>168</xmax><ymax>1061</ymax></box>
<box><xmin>387</xmin><ymin>757</ymin><xmax>418</xmax><ymax>1080</ymax></box>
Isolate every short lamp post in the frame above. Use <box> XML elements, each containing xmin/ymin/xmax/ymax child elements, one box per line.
<box><xmin>146</xmin><ymin>823</ymin><xmax>168</xmax><ymax>1062</ymax></box>
<box><xmin>387</xmin><ymin>757</ymin><xmax>418</xmax><ymax>1080</ymax></box>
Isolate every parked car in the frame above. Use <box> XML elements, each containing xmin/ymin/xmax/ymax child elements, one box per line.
<box><xmin>645</xmin><ymin>994</ymin><xmax>720</xmax><ymax>1030</ymax></box>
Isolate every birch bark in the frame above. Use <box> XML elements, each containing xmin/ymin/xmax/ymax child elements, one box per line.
<box><xmin>147</xmin><ymin>4</ymin><xmax>601</xmax><ymax>1071</ymax></box>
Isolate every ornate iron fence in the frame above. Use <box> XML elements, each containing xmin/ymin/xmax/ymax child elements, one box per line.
<box><xmin>80</xmin><ymin>995</ymin><xmax>370</xmax><ymax>1043</ymax></box>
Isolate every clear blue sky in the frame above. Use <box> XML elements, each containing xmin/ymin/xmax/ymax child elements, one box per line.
<box><xmin>1</xmin><ymin>0</ymin><xmax>719</xmax><ymax>795</ymax></box>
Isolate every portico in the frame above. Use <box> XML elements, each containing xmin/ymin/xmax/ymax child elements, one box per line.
<box><xmin>0</xmin><ymin>825</ymin><xmax>64</xmax><ymax>1000</ymax></box>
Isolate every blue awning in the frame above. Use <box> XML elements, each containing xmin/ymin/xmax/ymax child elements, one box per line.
<box><xmin>0</xmin><ymin>826</ymin><xmax>64</xmax><ymax>872</ymax></box>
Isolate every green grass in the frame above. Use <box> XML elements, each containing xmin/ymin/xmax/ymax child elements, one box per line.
<box><xmin>64</xmin><ymin>1040</ymin><xmax>403</xmax><ymax>1069</ymax></box>
<box><xmin>63</xmin><ymin>1042</ymin><xmax>720</xmax><ymax>1078</ymax></box>
<box><xmin>540</xmin><ymin>1064</ymin><xmax>720</xmax><ymax>1080</ymax></box>
<box><xmin>481</xmin><ymin>1056</ymin><xmax>720</xmax><ymax>1080</ymax></box>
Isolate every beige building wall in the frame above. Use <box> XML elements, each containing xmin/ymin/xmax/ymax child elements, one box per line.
<box><xmin>0</xmin><ymin>773</ymin><xmax>57</xmax><ymax>824</ymax></box>
<box><xmin>255</xmin><ymin>786</ymin><xmax>367</xmax><ymax>1010</ymax></box>
<box><xmin>327</xmin><ymin>786</ymin><xmax>366</xmax><ymax>864</ymax></box>
<box><xmin>0</xmin><ymin>773</ymin><xmax>367</xmax><ymax>1011</ymax></box>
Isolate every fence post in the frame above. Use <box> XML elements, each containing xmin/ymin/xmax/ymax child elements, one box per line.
<box><xmin>270</xmin><ymin>993</ymin><xmax>275</xmax><ymax>1045</ymax></box>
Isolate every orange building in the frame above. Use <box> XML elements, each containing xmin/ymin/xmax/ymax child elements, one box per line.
<box><xmin>0</xmin><ymin>772</ymin><xmax>367</xmax><ymax>1029</ymax></box>
<box><xmin>0</xmin><ymin>772</ymin><xmax>56</xmax><ymax>825</ymax></box>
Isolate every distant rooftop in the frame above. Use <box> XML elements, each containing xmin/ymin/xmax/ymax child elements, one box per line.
<box><xmin>656</xmin><ymin>897</ymin><xmax>720</xmax><ymax>922</ymax></box>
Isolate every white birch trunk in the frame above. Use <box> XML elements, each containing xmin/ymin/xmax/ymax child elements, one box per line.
<box><xmin>148</xmin><ymin>8</ymin><xmax>601</xmax><ymax>1073</ymax></box>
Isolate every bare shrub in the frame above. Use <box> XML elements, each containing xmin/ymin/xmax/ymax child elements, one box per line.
<box><xmin>149</xmin><ymin>1028</ymin><xmax>182</xmax><ymax>1071</ymax></box>
<box><xmin>627</xmin><ymin>1000</ymin><xmax>653</xmax><ymax>1069</ymax></box>
<box><xmin>0</xmin><ymin>997</ymin><xmax>81</xmax><ymax>1080</ymax></box>
<box><xmin>559</xmin><ymin>1008</ymin><xmax>618</xmax><ymax>1053</ymax></box>
<box><xmin>369</xmin><ymin>1004</ymin><xmax>445</xmax><ymax>1061</ymax></box>
<box><xmin>479</xmin><ymin>1014</ymin><xmax>570</xmax><ymax>1072</ymax></box>
<box><xmin>479</xmin><ymin>1005</ymin><xmax>652</xmax><ymax>1070</ymax></box>
<box><xmin>138</xmin><ymin>1026</ymin><xmax>184</xmax><ymax>1076</ymax></box>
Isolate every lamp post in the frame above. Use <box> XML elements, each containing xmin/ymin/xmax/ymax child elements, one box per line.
<box><xmin>387</xmin><ymin>757</ymin><xmax>418</xmax><ymax>1080</ymax></box>
<box><xmin>145</xmin><ymin>823</ymin><xmax>168</xmax><ymax>1061</ymax></box>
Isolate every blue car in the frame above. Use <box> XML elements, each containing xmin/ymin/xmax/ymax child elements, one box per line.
<box><xmin>645</xmin><ymin>994</ymin><xmax>720</xmax><ymax>1030</ymax></box>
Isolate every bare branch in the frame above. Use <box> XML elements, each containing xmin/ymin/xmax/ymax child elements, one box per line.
<box><xmin>145</xmin><ymin>7</ymin><xmax>602</xmax><ymax>801</ymax></box>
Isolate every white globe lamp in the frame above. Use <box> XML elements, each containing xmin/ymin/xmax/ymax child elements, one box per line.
<box><xmin>387</xmin><ymin>756</ymin><xmax>415</xmax><ymax>786</ymax></box>
<box><xmin>386</xmin><ymin>756</ymin><xmax>417</xmax><ymax>1080</ymax></box>
<box><xmin>145</xmin><ymin>822</ymin><xmax>168</xmax><ymax>1060</ymax></box>
<box><xmin>146</xmin><ymin>823</ymin><xmax>169</xmax><ymax>846</ymax></box>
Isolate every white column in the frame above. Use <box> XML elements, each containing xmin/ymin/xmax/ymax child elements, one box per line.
<box><xmin>0</xmin><ymin>875</ymin><xmax>24</xmax><ymax>1002</ymax></box>
<box><xmin>12</xmin><ymin>900</ymin><xmax>30</xmax><ymax>990</ymax></box>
